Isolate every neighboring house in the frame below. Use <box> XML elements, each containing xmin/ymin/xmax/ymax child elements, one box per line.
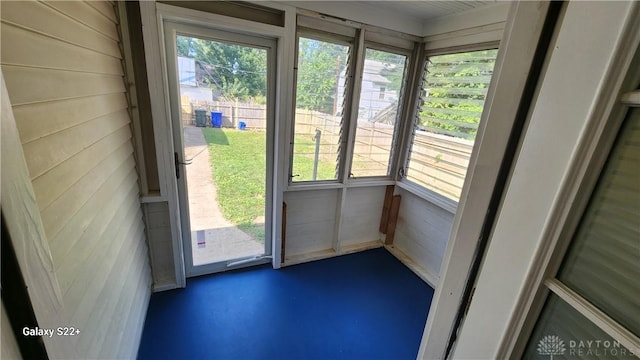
<box><xmin>1</xmin><ymin>1</ymin><xmax>638</xmax><ymax>360</ymax></box>
<box><xmin>338</xmin><ymin>59</ymin><xmax>399</xmax><ymax>121</ymax></box>
<box><xmin>178</xmin><ymin>56</ymin><xmax>213</xmax><ymax>102</ymax></box>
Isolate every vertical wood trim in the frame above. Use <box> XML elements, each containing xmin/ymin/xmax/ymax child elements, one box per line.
<box><xmin>281</xmin><ymin>202</ymin><xmax>287</xmax><ymax>263</ymax></box>
<box><xmin>342</xmin><ymin>28</ymin><xmax>365</xmax><ymax>181</ymax></box>
<box><xmin>379</xmin><ymin>184</ymin><xmax>395</xmax><ymax>233</ymax></box>
<box><xmin>385</xmin><ymin>195</ymin><xmax>401</xmax><ymax>245</ymax></box>
<box><xmin>272</xmin><ymin>2</ymin><xmax>296</xmax><ymax>269</ymax></box>
<box><xmin>332</xmin><ymin>188</ymin><xmax>347</xmax><ymax>252</ymax></box>
<box><xmin>139</xmin><ymin>1</ymin><xmax>186</xmax><ymax>288</ymax></box>
<box><xmin>116</xmin><ymin>2</ymin><xmax>149</xmax><ymax>194</ymax></box>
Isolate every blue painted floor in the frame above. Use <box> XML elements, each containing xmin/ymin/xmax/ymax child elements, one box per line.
<box><xmin>137</xmin><ymin>248</ymin><xmax>433</xmax><ymax>360</ymax></box>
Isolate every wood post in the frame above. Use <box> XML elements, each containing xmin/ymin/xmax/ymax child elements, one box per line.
<box><xmin>379</xmin><ymin>185</ymin><xmax>395</xmax><ymax>233</ymax></box>
<box><xmin>281</xmin><ymin>202</ymin><xmax>287</xmax><ymax>263</ymax></box>
<box><xmin>385</xmin><ymin>195</ymin><xmax>401</xmax><ymax>245</ymax></box>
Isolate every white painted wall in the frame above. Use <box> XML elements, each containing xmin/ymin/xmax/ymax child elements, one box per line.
<box><xmin>1</xmin><ymin>1</ymin><xmax>152</xmax><ymax>358</ymax></box>
<box><xmin>453</xmin><ymin>2</ymin><xmax>638</xmax><ymax>358</ymax></box>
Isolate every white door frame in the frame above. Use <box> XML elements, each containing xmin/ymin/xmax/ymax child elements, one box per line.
<box><xmin>163</xmin><ymin>20</ymin><xmax>276</xmax><ymax>277</ymax></box>
<box><xmin>139</xmin><ymin>1</ymin><xmax>296</xmax><ymax>287</ymax></box>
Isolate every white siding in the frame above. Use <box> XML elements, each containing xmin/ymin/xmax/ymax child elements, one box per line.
<box><xmin>1</xmin><ymin>1</ymin><xmax>151</xmax><ymax>358</ymax></box>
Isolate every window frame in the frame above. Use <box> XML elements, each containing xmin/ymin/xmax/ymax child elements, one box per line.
<box><xmin>397</xmin><ymin>43</ymin><xmax>500</xmax><ymax>211</ymax></box>
<box><xmin>288</xmin><ymin>27</ymin><xmax>356</xmax><ymax>186</ymax></box>
<box><xmin>287</xmin><ymin>18</ymin><xmax>422</xmax><ymax>189</ymax></box>
<box><xmin>346</xmin><ymin>41</ymin><xmax>414</xmax><ymax>182</ymax></box>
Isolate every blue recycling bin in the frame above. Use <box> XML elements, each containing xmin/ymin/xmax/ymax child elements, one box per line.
<box><xmin>211</xmin><ymin>111</ymin><xmax>222</xmax><ymax>128</ymax></box>
<box><xmin>238</xmin><ymin>121</ymin><xmax>247</xmax><ymax>130</ymax></box>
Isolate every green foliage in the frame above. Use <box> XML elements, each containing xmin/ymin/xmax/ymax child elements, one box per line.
<box><xmin>202</xmin><ymin>128</ymin><xmax>266</xmax><ymax>241</ymax></box>
<box><xmin>296</xmin><ymin>38</ymin><xmax>349</xmax><ymax>114</ymax></box>
<box><xmin>419</xmin><ymin>49</ymin><xmax>498</xmax><ymax>140</ymax></box>
<box><xmin>177</xmin><ymin>35</ymin><xmax>266</xmax><ymax>101</ymax></box>
<box><xmin>220</xmin><ymin>77</ymin><xmax>250</xmax><ymax>101</ymax></box>
<box><xmin>291</xmin><ymin>135</ymin><xmax>338</xmax><ymax>181</ymax></box>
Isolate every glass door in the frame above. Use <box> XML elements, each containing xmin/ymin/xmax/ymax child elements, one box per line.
<box><xmin>164</xmin><ymin>22</ymin><xmax>275</xmax><ymax>277</ymax></box>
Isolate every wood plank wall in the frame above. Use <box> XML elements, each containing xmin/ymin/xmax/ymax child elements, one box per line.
<box><xmin>393</xmin><ymin>188</ymin><xmax>452</xmax><ymax>284</ymax></box>
<box><xmin>1</xmin><ymin>1</ymin><xmax>151</xmax><ymax>358</ymax></box>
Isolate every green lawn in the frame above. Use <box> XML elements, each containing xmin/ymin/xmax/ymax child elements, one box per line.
<box><xmin>291</xmin><ymin>137</ymin><xmax>337</xmax><ymax>181</ymax></box>
<box><xmin>201</xmin><ymin>128</ymin><xmax>334</xmax><ymax>242</ymax></box>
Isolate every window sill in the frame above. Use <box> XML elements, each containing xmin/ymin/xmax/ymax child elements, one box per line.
<box><xmin>396</xmin><ymin>180</ymin><xmax>458</xmax><ymax>214</ymax></box>
<box><xmin>286</xmin><ymin>178</ymin><xmax>396</xmax><ymax>192</ymax></box>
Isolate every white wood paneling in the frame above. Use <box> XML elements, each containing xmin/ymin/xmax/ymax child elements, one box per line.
<box><xmin>393</xmin><ymin>188</ymin><xmax>452</xmax><ymax>283</ymax></box>
<box><xmin>340</xmin><ymin>186</ymin><xmax>386</xmax><ymax>247</ymax></box>
<box><xmin>284</xmin><ymin>189</ymin><xmax>338</xmax><ymax>257</ymax></box>
<box><xmin>144</xmin><ymin>201</ymin><xmax>178</xmax><ymax>289</ymax></box>
<box><xmin>0</xmin><ymin>1</ymin><xmax>151</xmax><ymax>358</ymax></box>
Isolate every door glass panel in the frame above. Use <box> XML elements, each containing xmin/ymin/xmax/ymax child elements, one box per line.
<box><xmin>176</xmin><ymin>34</ymin><xmax>268</xmax><ymax>266</ymax></box>
<box><xmin>523</xmin><ymin>294</ymin><xmax>638</xmax><ymax>359</ymax></box>
<box><xmin>557</xmin><ymin>108</ymin><xmax>640</xmax><ymax>336</ymax></box>
<box><xmin>350</xmin><ymin>48</ymin><xmax>407</xmax><ymax>178</ymax></box>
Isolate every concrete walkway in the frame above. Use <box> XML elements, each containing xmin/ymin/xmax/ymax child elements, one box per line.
<box><xmin>183</xmin><ymin>125</ymin><xmax>263</xmax><ymax>266</ymax></box>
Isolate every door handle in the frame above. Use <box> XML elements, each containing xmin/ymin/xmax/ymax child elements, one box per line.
<box><xmin>174</xmin><ymin>152</ymin><xmax>181</xmax><ymax>179</ymax></box>
<box><xmin>175</xmin><ymin>152</ymin><xmax>193</xmax><ymax>179</ymax></box>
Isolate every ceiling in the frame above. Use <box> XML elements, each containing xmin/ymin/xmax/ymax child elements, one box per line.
<box><xmin>354</xmin><ymin>1</ymin><xmax>496</xmax><ymax>21</ymax></box>
<box><xmin>281</xmin><ymin>1</ymin><xmax>499</xmax><ymax>35</ymax></box>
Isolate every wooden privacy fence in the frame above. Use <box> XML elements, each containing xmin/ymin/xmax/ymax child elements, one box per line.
<box><xmin>181</xmin><ymin>99</ymin><xmax>472</xmax><ymax>199</ymax></box>
<box><xmin>405</xmin><ymin>131</ymin><xmax>473</xmax><ymax>200</ymax></box>
<box><xmin>181</xmin><ymin>99</ymin><xmax>267</xmax><ymax>129</ymax></box>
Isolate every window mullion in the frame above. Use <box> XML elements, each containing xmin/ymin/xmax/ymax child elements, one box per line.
<box><xmin>399</xmin><ymin>52</ymin><xmax>428</xmax><ymax>179</ymax></box>
<box><xmin>387</xmin><ymin>44</ymin><xmax>421</xmax><ymax>180</ymax></box>
<box><xmin>396</xmin><ymin>44</ymin><xmax>427</xmax><ymax>180</ymax></box>
<box><xmin>545</xmin><ymin>279</ymin><xmax>640</xmax><ymax>353</ymax></box>
<box><xmin>341</xmin><ymin>29</ymin><xmax>365</xmax><ymax>182</ymax></box>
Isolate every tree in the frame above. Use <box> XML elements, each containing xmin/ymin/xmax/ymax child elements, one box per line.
<box><xmin>176</xmin><ymin>35</ymin><xmax>267</xmax><ymax>101</ymax></box>
<box><xmin>296</xmin><ymin>37</ymin><xmax>349</xmax><ymax>114</ymax></box>
<box><xmin>419</xmin><ymin>49</ymin><xmax>498</xmax><ymax>140</ymax></box>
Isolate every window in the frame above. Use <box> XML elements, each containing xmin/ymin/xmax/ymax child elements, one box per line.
<box><xmin>404</xmin><ymin>49</ymin><xmax>498</xmax><ymax>201</ymax></box>
<box><xmin>522</xmin><ymin>106</ymin><xmax>640</xmax><ymax>358</ymax></box>
<box><xmin>290</xmin><ymin>35</ymin><xmax>351</xmax><ymax>182</ymax></box>
<box><xmin>350</xmin><ymin>48</ymin><xmax>408</xmax><ymax>178</ymax></box>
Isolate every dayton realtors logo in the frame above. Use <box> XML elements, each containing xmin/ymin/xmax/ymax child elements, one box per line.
<box><xmin>537</xmin><ymin>335</ymin><xmax>638</xmax><ymax>358</ymax></box>
<box><xmin>537</xmin><ymin>335</ymin><xmax>566</xmax><ymax>359</ymax></box>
